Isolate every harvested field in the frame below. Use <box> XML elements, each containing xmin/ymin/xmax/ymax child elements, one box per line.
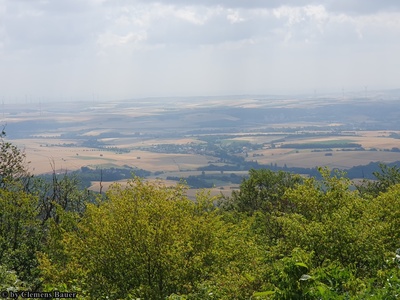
<box><xmin>5</xmin><ymin>97</ymin><xmax>400</xmax><ymax>183</ymax></box>
<box><xmin>283</xmin><ymin>135</ymin><xmax>400</xmax><ymax>150</ymax></box>
<box><xmin>250</xmin><ymin>149</ymin><xmax>400</xmax><ymax>169</ymax></box>
<box><xmin>17</xmin><ymin>139</ymin><xmax>210</xmax><ymax>174</ymax></box>
<box><xmin>130</xmin><ymin>138</ymin><xmax>205</xmax><ymax>146</ymax></box>
<box><xmin>229</xmin><ymin>135</ymin><xmax>286</xmax><ymax>144</ymax></box>
<box><xmin>11</xmin><ymin>129</ymin><xmax>400</xmax><ymax>176</ymax></box>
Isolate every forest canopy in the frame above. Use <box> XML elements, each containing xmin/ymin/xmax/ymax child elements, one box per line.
<box><xmin>1</xmin><ymin>136</ymin><xmax>400</xmax><ymax>299</ymax></box>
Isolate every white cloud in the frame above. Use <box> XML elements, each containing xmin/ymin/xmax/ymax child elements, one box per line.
<box><xmin>174</xmin><ymin>6</ymin><xmax>207</xmax><ymax>25</ymax></box>
<box><xmin>1</xmin><ymin>0</ymin><xmax>400</xmax><ymax>100</ymax></box>
<box><xmin>227</xmin><ymin>9</ymin><xmax>245</xmax><ymax>24</ymax></box>
<box><xmin>97</xmin><ymin>31</ymin><xmax>147</xmax><ymax>48</ymax></box>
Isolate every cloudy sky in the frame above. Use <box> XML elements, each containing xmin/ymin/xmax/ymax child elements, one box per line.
<box><xmin>1</xmin><ymin>0</ymin><xmax>400</xmax><ymax>101</ymax></box>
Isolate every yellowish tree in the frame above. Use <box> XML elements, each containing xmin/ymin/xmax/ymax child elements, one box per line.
<box><xmin>40</xmin><ymin>178</ymin><xmax>263</xmax><ymax>299</ymax></box>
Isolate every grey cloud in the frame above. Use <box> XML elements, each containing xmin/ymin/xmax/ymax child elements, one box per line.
<box><xmin>2</xmin><ymin>0</ymin><xmax>400</xmax><ymax>100</ymax></box>
<box><xmin>145</xmin><ymin>11</ymin><xmax>273</xmax><ymax>46</ymax></box>
<box><xmin>326</xmin><ymin>0</ymin><xmax>400</xmax><ymax>14</ymax></box>
<box><xmin>124</xmin><ymin>0</ymin><xmax>317</xmax><ymax>9</ymax></box>
<box><xmin>113</xmin><ymin>0</ymin><xmax>400</xmax><ymax>14</ymax></box>
<box><xmin>7</xmin><ymin>0</ymin><xmax>96</xmax><ymax>15</ymax></box>
<box><xmin>3</xmin><ymin>0</ymin><xmax>105</xmax><ymax>51</ymax></box>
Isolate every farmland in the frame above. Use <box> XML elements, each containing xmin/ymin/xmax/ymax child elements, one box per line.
<box><xmin>2</xmin><ymin>92</ymin><xmax>400</xmax><ymax>190</ymax></box>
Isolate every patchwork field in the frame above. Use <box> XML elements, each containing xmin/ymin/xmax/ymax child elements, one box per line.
<box><xmin>250</xmin><ymin>150</ymin><xmax>400</xmax><ymax>169</ymax></box>
<box><xmin>17</xmin><ymin>142</ymin><xmax>211</xmax><ymax>174</ymax></box>
<box><xmin>244</xmin><ymin>131</ymin><xmax>400</xmax><ymax>169</ymax></box>
<box><xmin>3</xmin><ymin>94</ymin><xmax>400</xmax><ymax>190</ymax></box>
<box><xmin>14</xmin><ymin>130</ymin><xmax>400</xmax><ymax>176</ymax></box>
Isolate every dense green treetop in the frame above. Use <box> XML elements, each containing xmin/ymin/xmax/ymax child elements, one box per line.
<box><xmin>1</xmin><ymin>137</ymin><xmax>400</xmax><ymax>299</ymax></box>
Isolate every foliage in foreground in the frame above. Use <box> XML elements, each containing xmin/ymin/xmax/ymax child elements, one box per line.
<box><xmin>39</xmin><ymin>179</ymin><xmax>262</xmax><ymax>299</ymax></box>
<box><xmin>1</xmin><ymin>135</ymin><xmax>400</xmax><ymax>299</ymax></box>
<box><xmin>37</xmin><ymin>168</ymin><xmax>400</xmax><ymax>299</ymax></box>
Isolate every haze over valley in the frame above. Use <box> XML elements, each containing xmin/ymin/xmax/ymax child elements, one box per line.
<box><xmin>2</xmin><ymin>90</ymin><xmax>400</xmax><ymax>193</ymax></box>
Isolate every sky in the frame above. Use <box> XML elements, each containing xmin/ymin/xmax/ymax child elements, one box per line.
<box><xmin>1</xmin><ymin>0</ymin><xmax>400</xmax><ymax>102</ymax></box>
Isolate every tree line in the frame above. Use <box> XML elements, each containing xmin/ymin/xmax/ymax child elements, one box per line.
<box><xmin>1</xmin><ymin>131</ymin><xmax>400</xmax><ymax>299</ymax></box>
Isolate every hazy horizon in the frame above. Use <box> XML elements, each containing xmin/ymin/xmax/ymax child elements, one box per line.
<box><xmin>1</xmin><ymin>0</ymin><xmax>400</xmax><ymax>102</ymax></box>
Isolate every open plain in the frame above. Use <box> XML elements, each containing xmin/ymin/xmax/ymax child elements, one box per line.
<box><xmin>2</xmin><ymin>92</ymin><xmax>400</xmax><ymax>189</ymax></box>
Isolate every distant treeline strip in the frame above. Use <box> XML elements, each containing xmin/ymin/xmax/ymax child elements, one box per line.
<box><xmin>166</xmin><ymin>173</ymin><xmax>243</xmax><ymax>189</ymax></box>
<box><xmin>198</xmin><ymin>161</ymin><xmax>400</xmax><ymax>181</ymax></box>
<box><xmin>38</xmin><ymin>166</ymin><xmax>151</xmax><ymax>189</ymax></box>
<box><xmin>37</xmin><ymin>161</ymin><xmax>400</xmax><ymax>190</ymax></box>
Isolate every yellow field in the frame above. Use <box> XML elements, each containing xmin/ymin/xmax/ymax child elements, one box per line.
<box><xmin>250</xmin><ymin>150</ymin><xmax>400</xmax><ymax>169</ymax></box>
<box><xmin>124</xmin><ymin>137</ymin><xmax>205</xmax><ymax>146</ymax></box>
<box><xmin>3</xmin><ymin>96</ymin><xmax>399</xmax><ymax>198</ymax></box>
<box><xmin>13</xmin><ymin>138</ymin><xmax>210</xmax><ymax>175</ymax></box>
<box><xmin>286</xmin><ymin>133</ymin><xmax>400</xmax><ymax>149</ymax></box>
<box><xmin>247</xmin><ymin>131</ymin><xmax>400</xmax><ymax>169</ymax></box>
<box><xmin>11</xmin><ymin>129</ymin><xmax>400</xmax><ymax>175</ymax></box>
<box><xmin>229</xmin><ymin>135</ymin><xmax>286</xmax><ymax>144</ymax></box>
